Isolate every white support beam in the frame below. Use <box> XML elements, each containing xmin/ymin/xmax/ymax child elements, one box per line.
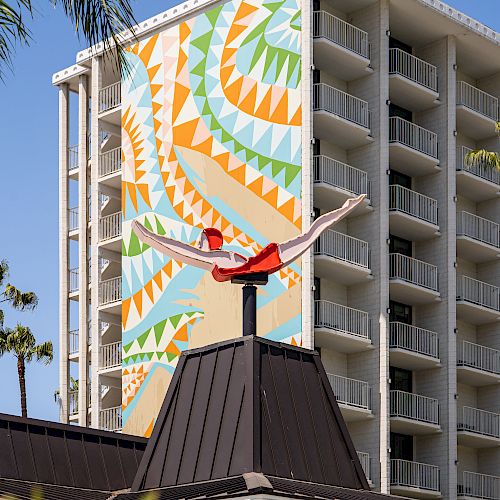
<box><xmin>58</xmin><ymin>83</ymin><xmax>70</xmax><ymax>424</ymax></box>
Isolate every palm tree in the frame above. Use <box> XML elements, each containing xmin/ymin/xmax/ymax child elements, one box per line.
<box><xmin>0</xmin><ymin>324</ymin><xmax>53</xmax><ymax>417</ymax></box>
<box><xmin>465</xmin><ymin>122</ymin><xmax>500</xmax><ymax>171</ymax></box>
<box><xmin>0</xmin><ymin>259</ymin><xmax>8</xmax><ymax>327</ymax></box>
<box><xmin>0</xmin><ymin>0</ymin><xmax>137</xmax><ymax>78</ymax></box>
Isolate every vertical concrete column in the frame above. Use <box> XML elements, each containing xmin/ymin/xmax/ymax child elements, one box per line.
<box><xmin>58</xmin><ymin>83</ymin><xmax>70</xmax><ymax>423</ymax></box>
<box><xmin>301</xmin><ymin>0</ymin><xmax>314</xmax><ymax>350</ymax></box>
<box><xmin>90</xmin><ymin>57</ymin><xmax>102</xmax><ymax>429</ymax></box>
<box><xmin>78</xmin><ymin>74</ymin><xmax>89</xmax><ymax>426</ymax></box>
<box><xmin>444</xmin><ymin>35</ymin><xmax>458</xmax><ymax>500</ymax></box>
<box><xmin>377</xmin><ymin>0</ymin><xmax>391</xmax><ymax>492</ymax></box>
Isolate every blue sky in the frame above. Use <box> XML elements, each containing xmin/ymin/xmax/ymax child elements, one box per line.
<box><xmin>0</xmin><ymin>0</ymin><xmax>498</xmax><ymax>422</ymax></box>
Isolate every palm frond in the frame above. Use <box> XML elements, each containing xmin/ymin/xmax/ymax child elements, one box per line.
<box><xmin>51</xmin><ymin>0</ymin><xmax>137</xmax><ymax>76</ymax></box>
<box><xmin>4</xmin><ymin>324</ymin><xmax>36</xmax><ymax>359</ymax></box>
<box><xmin>465</xmin><ymin>149</ymin><xmax>500</xmax><ymax>171</ymax></box>
<box><xmin>2</xmin><ymin>284</ymin><xmax>38</xmax><ymax>310</ymax></box>
<box><xmin>0</xmin><ymin>0</ymin><xmax>33</xmax><ymax>78</ymax></box>
<box><xmin>495</xmin><ymin>121</ymin><xmax>500</xmax><ymax>134</ymax></box>
<box><xmin>35</xmin><ymin>340</ymin><xmax>53</xmax><ymax>364</ymax></box>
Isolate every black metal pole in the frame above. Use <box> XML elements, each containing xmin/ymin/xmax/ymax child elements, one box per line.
<box><xmin>242</xmin><ymin>284</ymin><xmax>257</xmax><ymax>336</ymax></box>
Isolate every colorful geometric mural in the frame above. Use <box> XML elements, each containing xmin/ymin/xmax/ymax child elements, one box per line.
<box><xmin>121</xmin><ymin>0</ymin><xmax>302</xmax><ymax>436</ymax></box>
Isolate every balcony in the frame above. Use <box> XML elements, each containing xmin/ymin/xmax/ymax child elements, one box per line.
<box><xmin>326</xmin><ymin>373</ymin><xmax>372</xmax><ymax>422</ymax></box>
<box><xmin>313</xmin><ymin>11</ymin><xmax>371</xmax><ymax>81</ymax></box>
<box><xmin>389</xmin><ymin>48</ymin><xmax>439</xmax><ymax>111</ymax></box>
<box><xmin>99</xmin><ymin>406</ymin><xmax>122</xmax><ymax>432</ymax></box>
<box><xmin>314</xmin><ymin>230</ymin><xmax>371</xmax><ymax>285</ymax></box>
<box><xmin>68</xmin><ymin>145</ymin><xmax>79</xmax><ymax>178</ymax></box>
<box><xmin>98</xmin><ymin>211</ymin><xmax>122</xmax><ymax>252</ymax></box>
<box><xmin>458</xmin><ymin>471</ymin><xmax>500</xmax><ymax>500</ymax></box>
<box><xmin>458</xmin><ymin>406</ymin><xmax>500</xmax><ymax>448</ymax></box>
<box><xmin>389</xmin><ymin>322</ymin><xmax>440</xmax><ymax>370</ymax></box>
<box><xmin>389</xmin><ymin>117</ymin><xmax>439</xmax><ymax>176</ymax></box>
<box><xmin>390</xmin><ymin>459</ymin><xmax>441</xmax><ymax>498</ymax></box>
<box><xmin>313</xmin><ymin>155</ymin><xmax>372</xmax><ymax>214</ymax></box>
<box><xmin>457</xmin><ymin>340</ymin><xmax>500</xmax><ymax>386</ymax></box>
<box><xmin>456</xmin><ymin>276</ymin><xmax>500</xmax><ymax>325</ymax></box>
<box><xmin>390</xmin><ymin>390</ymin><xmax>440</xmax><ymax>435</ymax></box>
<box><xmin>68</xmin><ymin>207</ymin><xmax>79</xmax><ymax>238</ymax></box>
<box><xmin>98</xmin><ymin>276</ymin><xmax>122</xmax><ymax>315</ymax></box>
<box><xmin>313</xmin><ymin>83</ymin><xmax>372</xmax><ymax>150</ymax></box>
<box><xmin>98</xmin><ymin>82</ymin><xmax>121</xmax><ymax>125</ymax></box>
<box><xmin>456</xmin><ymin>81</ymin><xmax>499</xmax><ymax>140</ymax></box>
<box><xmin>389</xmin><ymin>185</ymin><xmax>439</xmax><ymax>241</ymax></box>
<box><xmin>456</xmin><ymin>146</ymin><xmax>500</xmax><ymax>202</ymax></box>
<box><xmin>68</xmin><ymin>267</ymin><xmax>79</xmax><ymax>297</ymax></box>
<box><xmin>357</xmin><ymin>451</ymin><xmax>372</xmax><ymax>485</ymax></box>
<box><xmin>99</xmin><ymin>341</ymin><xmax>122</xmax><ymax>375</ymax></box>
<box><xmin>314</xmin><ymin>300</ymin><xmax>372</xmax><ymax>353</ymax></box>
<box><xmin>99</xmin><ymin>147</ymin><xmax>122</xmax><ymax>187</ymax></box>
<box><xmin>68</xmin><ymin>327</ymin><xmax>92</xmax><ymax>359</ymax></box>
<box><xmin>389</xmin><ymin>253</ymin><xmax>440</xmax><ymax>305</ymax></box>
<box><xmin>457</xmin><ymin>211</ymin><xmax>500</xmax><ymax>263</ymax></box>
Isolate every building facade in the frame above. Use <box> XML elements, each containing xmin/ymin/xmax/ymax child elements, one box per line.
<box><xmin>54</xmin><ymin>0</ymin><xmax>500</xmax><ymax>498</ymax></box>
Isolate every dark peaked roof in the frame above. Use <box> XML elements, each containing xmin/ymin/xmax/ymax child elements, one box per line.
<box><xmin>0</xmin><ymin>412</ymin><xmax>147</xmax><ymax>492</ymax></box>
<box><xmin>132</xmin><ymin>335</ymin><xmax>370</xmax><ymax>492</ymax></box>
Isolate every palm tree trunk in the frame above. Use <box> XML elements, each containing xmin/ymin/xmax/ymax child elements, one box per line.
<box><xmin>17</xmin><ymin>357</ymin><xmax>27</xmax><ymax>417</ymax></box>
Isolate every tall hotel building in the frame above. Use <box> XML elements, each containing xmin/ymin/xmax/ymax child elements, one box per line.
<box><xmin>54</xmin><ymin>0</ymin><xmax>500</xmax><ymax>497</ymax></box>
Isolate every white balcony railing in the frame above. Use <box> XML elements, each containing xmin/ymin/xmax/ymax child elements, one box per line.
<box><xmin>313</xmin><ymin>83</ymin><xmax>370</xmax><ymax>129</ymax></box>
<box><xmin>68</xmin><ymin>207</ymin><xmax>79</xmax><ymax>232</ymax></box>
<box><xmin>99</xmin><ymin>212</ymin><xmax>122</xmax><ymax>242</ymax></box>
<box><xmin>68</xmin><ymin>390</ymin><xmax>78</xmax><ymax>416</ymax></box>
<box><xmin>313</xmin><ymin>155</ymin><xmax>370</xmax><ymax>198</ymax></box>
<box><xmin>457</xmin><ymin>340</ymin><xmax>500</xmax><ymax>375</ymax></box>
<box><xmin>69</xmin><ymin>329</ymin><xmax>79</xmax><ymax>355</ymax></box>
<box><xmin>390</xmin><ymin>390</ymin><xmax>439</xmax><ymax>425</ymax></box>
<box><xmin>389</xmin><ymin>253</ymin><xmax>438</xmax><ymax>291</ymax></box>
<box><xmin>458</xmin><ymin>406</ymin><xmax>500</xmax><ymax>439</ymax></box>
<box><xmin>100</xmin><ymin>406</ymin><xmax>122</xmax><ymax>432</ymax></box>
<box><xmin>99</xmin><ymin>147</ymin><xmax>122</xmax><ymax>177</ymax></box>
<box><xmin>457</xmin><ymin>146</ymin><xmax>500</xmax><ymax>185</ymax></box>
<box><xmin>459</xmin><ymin>472</ymin><xmax>500</xmax><ymax>499</ymax></box>
<box><xmin>457</xmin><ymin>211</ymin><xmax>500</xmax><ymax>248</ymax></box>
<box><xmin>99</xmin><ymin>82</ymin><xmax>121</xmax><ymax>113</ymax></box>
<box><xmin>69</xmin><ymin>268</ymin><xmax>79</xmax><ymax>293</ymax></box>
<box><xmin>99</xmin><ymin>276</ymin><xmax>122</xmax><ymax>306</ymax></box>
<box><xmin>327</xmin><ymin>373</ymin><xmax>371</xmax><ymax>410</ymax></box>
<box><xmin>68</xmin><ymin>145</ymin><xmax>79</xmax><ymax>171</ymax></box>
<box><xmin>100</xmin><ymin>341</ymin><xmax>122</xmax><ymax>370</ymax></box>
<box><xmin>314</xmin><ymin>300</ymin><xmax>370</xmax><ymax>340</ymax></box>
<box><xmin>457</xmin><ymin>81</ymin><xmax>499</xmax><ymax>122</ymax></box>
<box><xmin>389</xmin><ymin>322</ymin><xmax>439</xmax><ymax>359</ymax></box>
<box><xmin>457</xmin><ymin>275</ymin><xmax>500</xmax><ymax>312</ymax></box>
<box><xmin>315</xmin><ymin>230</ymin><xmax>370</xmax><ymax>269</ymax></box>
<box><xmin>391</xmin><ymin>459</ymin><xmax>440</xmax><ymax>492</ymax></box>
<box><xmin>389</xmin><ymin>116</ymin><xmax>438</xmax><ymax>158</ymax></box>
<box><xmin>357</xmin><ymin>451</ymin><xmax>372</xmax><ymax>482</ymax></box>
<box><xmin>389</xmin><ymin>184</ymin><xmax>438</xmax><ymax>225</ymax></box>
<box><xmin>389</xmin><ymin>48</ymin><xmax>438</xmax><ymax>92</ymax></box>
<box><xmin>313</xmin><ymin>11</ymin><xmax>369</xmax><ymax>59</ymax></box>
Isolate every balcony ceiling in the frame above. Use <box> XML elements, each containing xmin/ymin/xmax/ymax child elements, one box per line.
<box><xmin>456</xmin><ymin>365</ymin><xmax>500</xmax><ymax>387</ymax></box>
<box><xmin>389</xmin><ymin>0</ymin><xmax>500</xmax><ymax>79</ymax></box>
<box><xmin>389</xmin><ymin>75</ymin><xmax>440</xmax><ymax>112</ymax></box>
<box><xmin>389</xmin><ymin>143</ymin><xmax>440</xmax><ymax>177</ymax></box>
<box><xmin>389</xmin><ymin>211</ymin><xmax>440</xmax><ymax>241</ymax></box>
<box><xmin>456</xmin><ymin>171</ymin><xmax>500</xmax><ymax>202</ymax></box>
<box><xmin>456</xmin><ymin>301</ymin><xmax>500</xmax><ymax>325</ymax></box>
<box><xmin>389</xmin><ymin>280</ymin><xmax>441</xmax><ymax>305</ymax></box>
<box><xmin>314</xmin><ymin>184</ymin><xmax>372</xmax><ymax>215</ymax></box>
<box><xmin>315</xmin><ymin>255</ymin><xmax>372</xmax><ymax>285</ymax></box>
<box><xmin>315</xmin><ymin>327</ymin><xmax>373</xmax><ymax>354</ymax></box>
<box><xmin>456</xmin><ymin>237</ymin><xmax>500</xmax><ymax>263</ymax></box>
<box><xmin>314</xmin><ymin>39</ymin><xmax>373</xmax><ymax>82</ymax></box>
<box><xmin>339</xmin><ymin>404</ymin><xmax>374</xmax><ymax>423</ymax></box>
<box><xmin>390</xmin><ymin>484</ymin><xmax>442</xmax><ymax>499</ymax></box>
<box><xmin>314</xmin><ymin>112</ymin><xmax>373</xmax><ymax>150</ymax></box>
<box><xmin>390</xmin><ymin>417</ymin><xmax>441</xmax><ymax>435</ymax></box>
<box><xmin>456</xmin><ymin>106</ymin><xmax>499</xmax><ymax>141</ymax></box>
<box><xmin>457</xmin><ymin>430</ymin><xmax>500</xmax><ymax>449</ymax></box>
<box><xmin>390</xmin><ymin>348</ymin><xmax>441</xmax><ymax>371</ymax></box>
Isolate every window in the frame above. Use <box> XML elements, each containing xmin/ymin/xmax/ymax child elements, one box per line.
<box><xmin>313</xmin><ymin>69</ymin><xmax>321</xmax><ymax>85</ymax></box>
<box><xmin>390</xmin><ymin>301</ymin><xmax>412</xmax><ymax>324</ymax></box>
<box><xmin>390</xmin><ymin>366</ymin><xmax>412</xmax><ymax>393</ymax></box>
<box><xmin>314</xmin><ymin>277</ymin><xmax>321</xmax><ymax>302</ymax></box>
<box><xmin>389</xmin><ymin>235</ymin><xmax>412</xmax><ymax>257</ymax></box>
<box><xmin>390</xmin><ymin>432</ymin><xmax>413</xmax><ymax>461</ymax></box>
<box><xmin>389</xmin><ymin>103</ymin><xmax>412</xmax><ymax>122</ymax></box>
<box><xmin>389</xmin><ymin>170</ymin><xmax>412</xmax><ymax>189</ymax></box>
<box><xmin>389</xmin><ymin>37</ymin><xmax>412</xmax><ymax>54</ymax></box>
<box><xmin>313</xmin><ymin>139</ymin><xmax>321</xmax><ymax>156</ymax></box>
<box><xmin>313</xmin><ymin>207</ymin><xmax>321</xmax><ymax>221</ymax></box>
<box><xmin>313</xmin><ymin>0</ymin><xmax>320</xmax><ymax>11</ymax></box>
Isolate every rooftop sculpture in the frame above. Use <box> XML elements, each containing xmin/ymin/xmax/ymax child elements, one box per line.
<box><xmin>133</xmin><ymin>193</ymin><xmax>366</xmax><ymax>335</ymax></box>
